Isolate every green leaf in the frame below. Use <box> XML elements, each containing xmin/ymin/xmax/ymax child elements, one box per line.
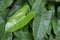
<box><xmin>6</xmin><ymin>11</ymin><xmax>35</xmax><ymax>32</ymax></box>
<box><xmin>0</xmin><ymin>16</ymin><xmax>6</xmax><ymax>40</ymax></box>
<box><xmin>47</xmin><ymin>24</ymin><xmax>52</xmax><ymax>35</ymax></box>
<box><xmin>54</xmin><ymin>35</ymin><xmax>60</xmax><ymax>40</ymax></box>
<box><xmin>52</xmin><ymin>16</ymin><xmax>58</xmax><ymax>35</ymax></box>
<box><xmin>8</xmin><ymin>0</ymin><xmax>24</xmax><ymax>17</ymax></box>
<box><xmin>6</xmin><ymin>33</ymin><xmax>12</xmax><ymax>40</ymax></box>
<box><xmin>0</xmin><ymin>16</ymin><xmax>12</xmax><ymax>40</ymax></box>
<box><xmin>14</xmin><ymin>25</ymin><xmax>28</xmax><ymax>39</ymax></box>
<box><xmin>44</xmin><ymin>35</ymin><xmax>49</xmax><ymax>40</ymax></box>
<box><xmin>0</xmin><ymin>9</ymin><xmax>9</xmax><ymax>20</ymax></box>
<box><xmin>32</xmin><ymin>0</ymin><xmax>53</xmax><ymax>40</ymax></box>
<box><xmin>58</xmin><ymin>7</ymin><xmax>60</xmax><ymax>19</ymax></box>
<box><xmin>49</xmin><ymin>35</ymin><xmax>54</xmax><ymax>40</ymax></box>
<box><xmin>33</xmin><ymin>10</ymin><xmax>53</xmax><ymax>40</ymax></box>
<box><xmin>14</xmin><ymin>38</ymin><xmax>20</xmax><ymax>40</ymax></box>
<box><xmin>14</xmin><ymin>25</ymin><xmax>34</xmax><ymax>40</ymax></box>
<box><xmin>5</xmin><ymin>5</ymin><xmax>30</xmax><ymax>32</ymax></box>
<box><xmin>32</xmin><ymin>0</ymin><xmax>46</xmax><ymax>15</ymax></box>
<box><xmin>0</xmin><ymin>0</ymin><xmax>13</xmax><ymax>11</ymax></box>
<box><xmin>27</xmin><ymin>0</ymin><xmax>35</xmax><ymax>6</ymax></box>
<box><xmin>55</xmin><ymin>20</ymin><xmax>60</xmax><ymax>35</ymax></box>
<box><xmin>5</xmin><ymin>4</ymin><xmax>35</xmax><ymax>32</ymax></box>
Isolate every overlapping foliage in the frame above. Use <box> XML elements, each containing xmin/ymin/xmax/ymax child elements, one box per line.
<box><xmin>0</xmin><ymin>0</ymin><xmax>60</xmax><ymax>40</ymax></box>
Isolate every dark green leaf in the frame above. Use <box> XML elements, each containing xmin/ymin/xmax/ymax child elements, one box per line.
<box><xmin>8</xmin><ymin>0</ymin><xmax>24</xmax><ymax>17</ymax></box>
<box><xmin>32</xmin><ymin>0</ymin><xmax>53</xmax><ymax>40</ymax></box>
<box><xmin>6</xmin><ymin>33</ymin><xmax>12</xmax><ymax>40</ymax></box>
<box><xmin>27</xmin><ymin>0</ymin><xmax>35</xmax><ymax>6</ymax></box>
<box><xmin>33</xmin><ymin>10</ymin><xmax>53</xmax><ymax>40</ymax></box>
<box><xmin>47</xmin><ymin>24</ymin><xmax>52</xmax><ymax>35</ymax></box>
<box><xmin>0</xmin><ymin>16</ymin><xmax>6</xmax><ymax>40</ymax></box>
<box><xmin>49</xmin><ymin>35</ymin><xmax>54</xmax><ymax>40</ymax></box>
<box><xmin>58</xmin><ymin>7</ymin><xmax>60</xmax><ymax>19</ymax></box>
<box><xmin>52</xmin><ymin>16</ymin><xmax>58</xmax><ymax>35</ymax></box>
<box><xmin>14</xmin><ymin>38</ymin><xmax>20</xmax><ymax>40</ymax></box>
<box><xmin>0</xmin><ymin>0</ymin><xmax>13</xmax><ymax>11</ymax></box>
<box><xmin>0</xmin><ymin>9</ymin><xmax>9</xmax><ymax>20</ymax></box>
<box><xmin>14</xmin><ymin>25</ymin><xmax>34</xmax><ymax>40</ymax></box>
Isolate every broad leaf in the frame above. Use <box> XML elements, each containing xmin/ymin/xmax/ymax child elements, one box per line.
<box><xmin>33</xmin><ymin>0</ymin><xmax>53</xmax><ymax>40</ymax></box>
<box><xmin>33</xmin><ymin>10</ymin><xmax>53</xmax><ymax>40</ymax></box>
<box><xmin>14</xmin><ymin>25</ymin><xmax>33</xmax><ymax>40</ymax></box>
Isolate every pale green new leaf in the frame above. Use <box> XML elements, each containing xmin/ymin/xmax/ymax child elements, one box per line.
<box><xmin>5</xmin><ymin>5</ymin><xmax>30</xmax><ymax>32</ymax></box>
<box><xmin>5</xmin><ymin>9</ymin><xmax>35</xmax><ymax>32</ymax></box>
